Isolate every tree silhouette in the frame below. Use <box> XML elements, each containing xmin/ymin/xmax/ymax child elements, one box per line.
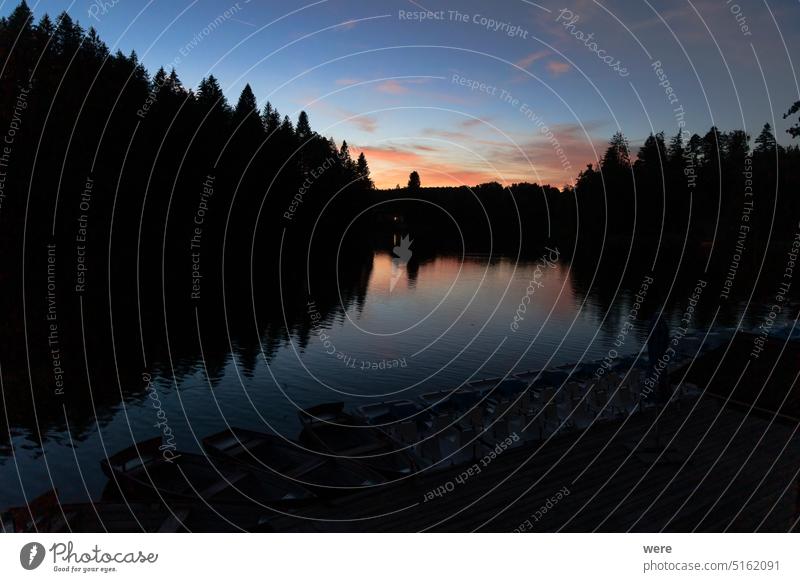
<box><xmin>667</xmin><ymin>131</ymin><xmax>684</xmax><ymax>166</ymax></box>
<box><xmin>603</xmin><ymin>132</ymin><xmax>630</xmax><ymax>166</ymax></box>
<box><xmin>754</xmin><ymin>123</ymin><xmax>778</xmax><ymax>154</ymax></box>
<box><xmin>785</xmin><ymin>101</ymin><xmax>800</xmax><ymax>138</ymax></box>
<box><xmin>0</xmin><ymin>0</ymin><xmax>374</xmax><ymax>292</ymax></box>
<box><xmin>295</xmin><ymin>110</ymin><xmax>312</xmax><ymax>143</ymax></box>
<box><xmin>357</xmin><ymin>152</ymin><xmax>373</xmax><ymax>189</ymax></box>
<box><xmin>408</xmin><ymin>171</ymin><xmax>421</xmax><ymax>190</ymax></box>
<box><xmin>339</xmin><ymin>140</ymin><xmax>356</xmax><ymax>175</ymax></box>
<box><xmin>262</xmin><ymin>101</ymin><xmax>281</xmax><ymax>134</ymax></box>
<box><xmin>234</xmin><ymin>84</ymin><xmax>259</xmax><ymax>124</ymax></box>
<box><xmin>0</xmin><ymin>0</ymin><xmax>798</xmax><ymax>298</ymax></box>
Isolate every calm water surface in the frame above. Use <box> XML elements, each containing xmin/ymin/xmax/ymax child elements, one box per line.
<box><xmin>0</xmin><ymin>250</ymin><xmax>786</xmax><ymax>507</ymax></box>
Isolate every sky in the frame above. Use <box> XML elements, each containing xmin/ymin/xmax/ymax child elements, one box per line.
<box><xmin>9</xmin><ymin>0</ymin><xmax>800</xmax><ymax>188</ymax></box>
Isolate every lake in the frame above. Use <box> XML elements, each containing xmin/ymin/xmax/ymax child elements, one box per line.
<box><xmin>0</xmin><ymin>242</ymin><xmax>791</xmax><ymax>509</ymax></box>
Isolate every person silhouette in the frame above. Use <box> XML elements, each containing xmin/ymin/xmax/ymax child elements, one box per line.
<box><xmin>647</xmin><ymin>312</ymin><xmax>671</xmax><ymax>406</ymax></box>
<box><xmin>390</xmin><ymin>235</ymin><xmax>413</xmax><ymax>292</ymax></box>
<box><xmin>638</xmin><ymin>310</ymin><xmax>684</xmax><ymax>462</ymax></box>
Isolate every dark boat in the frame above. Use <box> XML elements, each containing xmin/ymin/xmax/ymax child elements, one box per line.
<box><xmin>100</xmin><ymin>437</ymin><xmax>315</xmax><ymax>507</ymax></box>
<box><xmin>298</xmin><ymin>403</ymin><xmax>418</xmax><ymax>478</ymax></box>
<box><xmin>202</xmin><ymin>427</ymin><xmax>386</xmax><ymax>496</ymax></box>
<box><xmin>2</xmin><ymin>489</ymin><xmax>273</xmax><ymax>532</ymax></box>
<box><xmin>355</xmin><ymin>399</ymin><xmax>424</xmax><ymax>423</ymax></box>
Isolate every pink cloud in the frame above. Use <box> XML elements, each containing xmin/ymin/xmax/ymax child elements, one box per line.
<box><xmin>422</xmin><ymin>128</ymin><xmax>471</xmax><ymax>140</ymax></box>
<box><xmin>349</xmin><ymin>144</ymin><xmax>499</xmax><ymax>188</ymax></box>
<box><xmin>353</xmin><ymin>145</ymin><xmax>423</xmax><ymax>165</ymax></box>
<box><xmin>350</xmin><ymin>116</ymin><xmax>378</xmax><ymax>133</ymax></box>
<box><xmin>352</xmin><ymin>119</ymin><xmax>609</xmax><ymax>189</ymax></box>
<box><xmin>337</xmin><ymin>19</ymin><xmax>358</xmax><ymax>31</ymax></box>
<box><xmin>460</xmin><ymin>118</ymin><xmax>487</xmax><ymax>129</ymax></box>
<box><xmin>515</xmin><ymin>50</ymin><xmax>550</xmax><ymax>69</ymax></box>
<box><xmin>547</xmin><ymin>61</ymin><xmax>571</xmax><ymax>75</ymax></box>
<box><xmin>376</xmin><ymin>80</ymin><xmax>411</xmax><ymax>95</ymax></box>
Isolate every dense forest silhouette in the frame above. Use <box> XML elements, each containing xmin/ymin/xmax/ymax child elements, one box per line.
<box><xmin>384</xmin><ymin>124</ymin><xmax>800</xmax><ymax>255</ymax></box>
<box><xmin>0</xmin><ymin>2</ymin><xmax>375</xmax><ymax>437</ymax></box>
<box><xmin>1</xmin><ymin>0</ymin><xmax>799</xmax><ymax>441</ymax></box>
<box><xmin>0</xmin><ymin>1</ymin><xmax>375</xmax><ymax>269</ymax></box>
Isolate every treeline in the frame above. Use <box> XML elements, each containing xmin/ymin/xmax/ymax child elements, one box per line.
<box><xmin>0</xmin><ymin>1</ymin><xmax>377</xmax><ymax>310</ymax></box>
<box><xmin>388</xmin><ymin>123</ymin><xmax>800</xmax><ymax>258</ymax></box>
<box><xmin>371</xmin><ymin>182</ymin><xmax>564</xmax><ymax>252</ymax></box>
<box><xmin>0</xmin><ymin>1</ymin><xmax>375</xmax><ymax>432</ymax></box>
<box><xmin>0</xmin><ymin>1</ymin><xmax>374</xmax><ymax>291</ymax></box>
<box><xmin>571</xmin><ymin>125</ymin><xmax>800</xmax><ymax>246</ymax></box>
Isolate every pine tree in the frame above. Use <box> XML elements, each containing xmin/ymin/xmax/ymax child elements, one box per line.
<box><xmin>152</xmin><ymin>66</ymin><xmax>167</xmax><ymax>91</ymax></box>
<box><xmin>167</xmin><ymin>69</ymin><xmax>183</xmax><ymax>93</ymax></box>
<box><xmin>754</xmin><ymin>123</ymin><xmax>777</xmax><ymax>154</ymax></box>
<box><xmin>233</xmin><ymin>84</ymin><xmax>264</xmax><ymax>154</ymax></box>
<box><xmin>36</xmin><ymin>13</ymin><xmax>55</xmax><ymax>43</ymax></box>
<box><xmin>54</xmin><ymin>12</ymin><xmax>83</xmax><ymax>56</ymax></box>
<box><xmin>687</xmin><ymin>133</ymin><xmax>702</xmax><ymax>161</ymax></box>
<box><xmin>601</xmin><ymin>131</ymin><xmax>630</xmax><ymax>171</ymax></box>
<box><xmin>262</xmin><ymin>101</ymin><xmax>281</xmax><ymax>134</ymax></box>
<box><xmin>6</xmin><ymin>0</ymin><xmax>32</xmax><ymax>35</ymax></box>
<box><xmin>701</xmin><ymin>126</ymin><xmax>726</xmax><ymax>168</ymax></box>
<box><xmin>296</xmin><ymin>110</ymin><xmax>312</xmax><ymax>142</ymax></box>
<box><xmin>3</xmin><ymin>0</ymin><xmax>34</xmax><ymax>82</ymax></box>
<box><xmin>635</xmin><ymin>132</ymin><xmax>666</xmax><ymax>168</ymax></box>
<box><xmin>234</xmin><ymin>84</ymin><xmax>258</xmax><ymax>121</ymax></box>
<box><xmin>726</xmin><ymin>130</ymin><xmax>749</xmax><ymax>160</ymax></box>
<box><xmin>357</xmin><ymin>152</ymin><xmax>372</xmax><ymax>188</ymax></box>
<box><xmin>783</xmin><ymin>101</ymin><xmax>800</xmax><ymax>137</ymax></box>
<box><xmin>280</xmin><ymin>115</ymin><xmax>294</xmax><ymax>133</ymax></box>
<box><xmin>408</xmin><ymin>171</ymin><xmax>421</xmax><ymax>190</ymax></box>
<box><xmin>785</xmin><ymin>101</ymin><xmax>800</xmax><ymax>139</ymax></box>
<box><xmin>85</xmin><ymin>27</ymin><xmax>108</xmax><ymax>60</ymax></box>
<box><xmin>667</xmin><ymin>131</ymin><xmax>684</xmax><ymax>166</ymax></box>
<box><xmin>336</xmin><ymin>139</ymin><xmax>351</xmax><ymax>165</ymax></box>
<box><xmin>196</xmin><ymin>75</ymin><xmax>230</xmax><ymax>114</ymax></box>
<box><xmin>234</xmin><ymin>83</ymin><xmax>263</xmax><ymax>139</ymax></box>
<box><xmin>277</xmin><ymin>115</ymin><xmax>296</xmax><ymax>152</ymax></box>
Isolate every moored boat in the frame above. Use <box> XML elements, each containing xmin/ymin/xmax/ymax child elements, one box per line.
<box><xmin>202</xmin><ymin>427</ymin><xmax>386</xmax><ymax>495</ymax></box>
<box><xmin>100</xmin><ymin>437</ymin><xmax>315</xmax><ymax>507</ymax></box>
<box><xmin>355</xmin><ymin>399</ymin><xmax>423</xmax><ymax>423</ymax></box>
<box><xmin>298</xmin><ymin>403</ymin><xmax>418</xmax><ymax>478</ymax></box>
<box><xmin>2</xmin><ymin>489</ymin><xmax>273</xmax><ymax>532</ymax></box>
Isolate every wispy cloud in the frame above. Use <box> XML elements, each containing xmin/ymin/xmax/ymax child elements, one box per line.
<box><xmin>547</xmin><ymin>61</ymin><xmax>571</xmax><ymax>75</ymax></box>
<box><xmin>515</xmin><ymin>50</ymin><xmax>551</xmax><ymax>69</ymax></box>
<box><xmin>230</xmin><ymin>17</ymin><xmax>256</xmax><ymax>27</ymax></box>
<box><xmin>376</xmin><ymin>80</ymin><xmax>412</xmax><ymax>94</ymax></box>
<box><xmin>355</xmin><ymin>118</ymin><xmax>610</xmax><ymax>189</ymax></box>
<box><xmin>422</xmin><ymin>128</ymin><xmax>471</xmax><ymax>140</ymax></box>
<box><xmin>460</xmin><ymin>118</ymin><xmax>487</xmax><ymax>129</ymax></box>
<box><xmin>351</xmin><ymin>115</ymin><xmax>379</xmax><ymax>133</ymax></box>
<box><xmin>350</xmin><ymin>143</ymin><xmax>503</xmax><ymax>188</ymax></box>
<box><xmin>302</xmin><ymin>99</ymin><xmax>379</xmax><ymax>133</ymax></box>
<box><xmin>374</xmin><ymin>78</ymin><xmax>432</xmax><ymax>95</ymax></box>
<box><xmin>353</xmin><ymin>145</ymin><xmax>423</xmax><ymax>165</ymax></box>
<box><xmin>337</xmin><ymin>19</ymin><xmax>359</xmax><ymax>31</ymax></box>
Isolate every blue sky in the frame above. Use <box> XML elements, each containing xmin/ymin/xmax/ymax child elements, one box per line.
<box><xmin>10</xmin><ymin>0</ymin><xmax>800</xmax><ymax>187</ymax></box>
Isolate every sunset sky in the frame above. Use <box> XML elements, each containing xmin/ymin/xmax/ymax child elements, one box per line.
<box><xmin>20</xmin><ymin>0</ymin><xmax>800</xmax><ymax>188</ymax></box>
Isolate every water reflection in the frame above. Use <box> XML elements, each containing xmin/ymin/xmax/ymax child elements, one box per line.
<box><xmin>0</xmin><ymin>240</ymin><xmax>796</xmax><ymax>508</ymax></box>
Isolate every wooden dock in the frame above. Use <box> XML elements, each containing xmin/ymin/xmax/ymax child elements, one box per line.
<box><xmin>265</xmin><ymin>395</ymin><xmax>800</xmax><ymax>532</ymax></box>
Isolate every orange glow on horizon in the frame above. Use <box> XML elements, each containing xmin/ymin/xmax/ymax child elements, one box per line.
<box><xmin>355</xmin><ymin>146</ymin><xmax>578</xmax><ymax>189</ymax></box>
